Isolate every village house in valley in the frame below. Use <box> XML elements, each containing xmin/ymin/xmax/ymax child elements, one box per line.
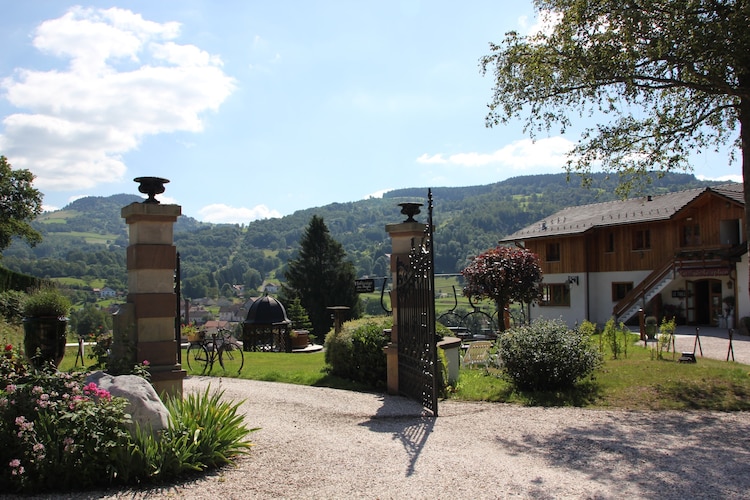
<box><xmin>501</xmin><ymin>184</ymin><xmax>748</xmax><ymax>329</ymax></box>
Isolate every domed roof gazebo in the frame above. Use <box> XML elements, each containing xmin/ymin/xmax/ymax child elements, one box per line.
<box><xmin>242</xmin><ymin>295</ymin><xmax>292</xmax><ymax>352</ymax></box>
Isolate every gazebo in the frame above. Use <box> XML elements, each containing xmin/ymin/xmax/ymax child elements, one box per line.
<box><xmin>242</xmin><ymin>295</ymin><xmax>292</xmax><ymax>352</ymax></box>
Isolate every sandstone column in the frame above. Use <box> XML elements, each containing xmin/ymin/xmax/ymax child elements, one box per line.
<box><xmin>115</xmin><ymin>182</ymin><xmax>185</xmax><ymax>398</ymax></box>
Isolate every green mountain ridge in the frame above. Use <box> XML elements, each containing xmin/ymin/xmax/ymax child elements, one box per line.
<box><xmin>2</xmin><ymin>172</ymin><xmax>730</xmax><ymax>299</ymax></box>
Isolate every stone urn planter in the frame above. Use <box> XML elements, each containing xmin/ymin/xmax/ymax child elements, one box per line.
<box><xmin>22</xmin><ymin>287</ymin><xmax>72</xmax><ymax>369</ymax></box>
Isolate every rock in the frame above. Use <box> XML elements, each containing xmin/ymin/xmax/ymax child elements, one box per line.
<box><xmin>86</xmin><ymin>371</ymin><xmax>170</xmax><ymax>434</ymax></box>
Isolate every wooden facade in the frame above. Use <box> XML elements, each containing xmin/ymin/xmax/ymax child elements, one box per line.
<box><xmin>502</xmin><ymin>185</ymin><xmax>746</xmax><ymax>326</ymax></box>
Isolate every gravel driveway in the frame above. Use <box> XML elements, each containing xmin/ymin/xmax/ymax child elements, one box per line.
<box><xmin>74</xmin><ymin>375</ymin><xmax>747</xmax><ymax>500</ymax></box>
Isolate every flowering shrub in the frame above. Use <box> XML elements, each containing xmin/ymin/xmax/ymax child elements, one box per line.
<box><xmin>0</xmin><ymin>341</ymin><xmax>256</xmax><ymax>494</ymax></box>
<box><xmin>462</xmin><ymin>245</ymin><xmax>542</xmax><ymax>332</ymax></box>
<box><xmin>0</xmin><ymin>358</ymin><xmax>131</xmax><ymax>493</ymax></box>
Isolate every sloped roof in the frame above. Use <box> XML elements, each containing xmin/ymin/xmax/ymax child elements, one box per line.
<box><xmin>501</xmin><ymin>183</ymin><xmax>743</xmax><ymax>242</ymax></box>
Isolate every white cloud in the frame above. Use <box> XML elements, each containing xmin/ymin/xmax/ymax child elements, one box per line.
<box><xmin>417</xmin><ymin>137</ymin><xmax>574</xmax><ymax>170</ymax></box>
<box><xmin>198</xmin><ymin>203</ymin><xmax>281</xmax><ymax>224</ymax></box>
<box><xmin>365</xmin><ymin>188</ymin><xmax>391</xmax><ymax>199</ymax></box>
<box><xmin>523</xmin><ymin>9</ymin><xmax>563</xmax><ymax>37</ymax></box>
<box><xmin>0</xmin><ymin>7</ymin><xmax>236</xmax><ymax>192</ymax></box>
<box><xmin>697</xmin><ymin>173</ymin><xmax>742</xmax><ymax>183</ymax></box>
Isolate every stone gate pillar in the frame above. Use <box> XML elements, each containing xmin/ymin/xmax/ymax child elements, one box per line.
<box><xmin>384</xmin><ymin>210</ymin><xmax>426</xmax><ymax>395</ymax></box>
<box><xmin>115</xmin><ymin>177</ymin><xmax>185</xmax><ymax>398</ymax></box>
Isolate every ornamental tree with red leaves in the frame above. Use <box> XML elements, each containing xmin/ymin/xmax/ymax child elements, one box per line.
<box><xmin>461</xmin><ymin>245</ymin><xmax>542</xmax><ymax>331</ymax></box>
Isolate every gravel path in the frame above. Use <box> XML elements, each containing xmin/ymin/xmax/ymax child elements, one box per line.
<box><xmin>76</xmin><ymin>376</ymin><xmax>748</xmax><ymax>500</ymax></box>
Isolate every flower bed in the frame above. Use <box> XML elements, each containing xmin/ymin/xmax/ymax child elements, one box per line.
<box><xmin>1</xmin><ymin>340</ymin><xmax>256</xmax><ymax>495</ymax></box>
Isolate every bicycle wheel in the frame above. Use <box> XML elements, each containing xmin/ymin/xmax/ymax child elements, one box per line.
<box><xmin>186</xmin><ymin>343</ymin><xmax>210</xmax><ymax>374</ymax></box>
<box><xmin>218</xmin><ymin>340</ymin><xmax>244</xmax><ymax>374</ymax></box>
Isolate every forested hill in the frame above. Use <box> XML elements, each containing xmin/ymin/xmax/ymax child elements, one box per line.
<box><xmin>2</xmin><ymin>172</ymin><xmax>730</xmax><ymax>298</ymax></box>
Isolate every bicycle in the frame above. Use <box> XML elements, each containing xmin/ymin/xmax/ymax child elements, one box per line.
<box><xmin>186</xmin><ymin>328</ymin><xmax>245</xmax><ymax>375</ymax></box>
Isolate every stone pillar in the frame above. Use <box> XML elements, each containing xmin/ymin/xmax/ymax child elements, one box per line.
<box><xmin>118</xmin><ymin>201</ymin><xmax>185</xmax><ymax>398</ymax></box>
<box><xmin>384</xmin><ymin>220</ymin><xmax>427</xmax><ymax>395</ymax></box>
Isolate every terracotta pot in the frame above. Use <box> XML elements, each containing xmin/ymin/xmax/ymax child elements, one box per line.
<box><xmin>23</xmin><ymin>317</ymin><xmax>68</xmax><ymax>369</ymax></box>
<box><xmin>291</xmin><ymin>330</ymin><xmax>309</xmax><ymax>349</ymax></box>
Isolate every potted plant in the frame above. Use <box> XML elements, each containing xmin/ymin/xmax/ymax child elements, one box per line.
<box><xmin>22</xmin><ymin>286</ymin><xmax>72</xmax><ymax>369</ymax></box>
<box><xmin>182</xmin><ymin>323</ymin><xmax>204</xmax><ymax>343</ymax></box>
<box><xmin>290</xmin><ymin>329</ymin><xmax>310</xmax><ymax>349</ymax></box>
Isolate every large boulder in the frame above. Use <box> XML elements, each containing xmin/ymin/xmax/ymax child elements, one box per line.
<box><xmin>86</xmin><ymin>371</ymin><xmax>170</xmax><ymax>434</ymax></box>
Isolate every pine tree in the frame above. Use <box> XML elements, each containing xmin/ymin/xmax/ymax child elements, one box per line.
<box><xmin>283</xmin><ymin>216</ymin><xmax>361</xmax><ymax>338</ymax></box>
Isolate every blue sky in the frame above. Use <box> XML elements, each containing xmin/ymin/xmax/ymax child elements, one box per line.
<box><xmin>0</xmin><ymin>2</ymin><xmax>741</xmax><ymax>223</ymax></box>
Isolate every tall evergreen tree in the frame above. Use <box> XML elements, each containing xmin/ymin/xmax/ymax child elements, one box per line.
<box><xmin>283</xmin><ymin>215</ymin><xmax>361</xmax><ymax>338</ymax></box>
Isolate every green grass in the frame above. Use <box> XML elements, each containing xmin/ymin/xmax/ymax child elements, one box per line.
<box><xmin>52</xmin><ymin>277</ymin><xmax>107</xmax><ymax>288</ymax></box>
<box><xmin>451</xmin><ymin>338</ymin><xmax>750</xmax><ymax>410</ymax></box>
<box><xmin>10</xmin><ymin>323</ymin><xmax>750</xmax><ymax>411</ymax></box>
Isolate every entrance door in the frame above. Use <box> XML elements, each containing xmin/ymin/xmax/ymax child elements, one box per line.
<box><xmin>687</xmin><ymin>279</ymin><xmax>722</xmax><ymax>325</ymax></box>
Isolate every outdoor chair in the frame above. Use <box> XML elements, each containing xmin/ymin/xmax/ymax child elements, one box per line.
<box><xmin>462</xmin><ymin>341</ymin><xmax>493</xmax><ymax>369</ymax></box>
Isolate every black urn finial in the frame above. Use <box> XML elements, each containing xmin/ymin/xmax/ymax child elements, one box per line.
<box><xmin>134</xmin><ymin>177</ymin><xmax>169</xmax><ymax>204</ymax></box>
<box><xmin>398</xmin><ymin>202</ymin><xmax>423</xmax><ymax>223</ymax></box>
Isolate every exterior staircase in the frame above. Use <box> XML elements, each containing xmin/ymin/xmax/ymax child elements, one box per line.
<box><xmin>613</xmin><ymin>259</ymin><xmax>676</xmax><ymax>324</ymax></box>
<box><xmin>613</xmin><ymin>245</ymin><xmax>745</xmax><ymax>324</ymax></box>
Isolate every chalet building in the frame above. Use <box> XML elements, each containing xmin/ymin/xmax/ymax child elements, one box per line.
<box><xmin>500</xmin><ymin>184</ymin><xmax>748</xmax><ymax>329</ymax></box>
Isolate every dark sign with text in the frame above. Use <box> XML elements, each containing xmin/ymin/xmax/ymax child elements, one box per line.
<box><xmin>354</xmin><ymin>278</ymin><xmax>375</xmax><ymax>293</ymax></box>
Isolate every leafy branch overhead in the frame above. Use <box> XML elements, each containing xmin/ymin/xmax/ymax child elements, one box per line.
<box><xmin>481</xmin><ymin>0</ymin><xmax>750</xmax><ymax>197</ymax></box>
<box><xmin>0</xmin><ymin>156</ymin><xmax>43</xmax><ymax>253</ymax></box>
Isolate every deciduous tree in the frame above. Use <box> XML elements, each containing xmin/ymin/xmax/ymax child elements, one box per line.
<box><xmin>0</xmin><ymin>156</ymin><xmax>43</xmax><ymax>253</ymax></box>
<box><xmin>481</xmin><ymin>0</ymin><xmax>750</xmax><ymax>311</ymax></box>
<box><xmin>462</xmin><ymin>245</ymin><xmax>542</xmax><ymax>331</ymax></box>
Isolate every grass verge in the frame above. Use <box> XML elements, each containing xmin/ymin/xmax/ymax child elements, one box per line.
<box><xmin>39</xmin><ymin>333</ymin><xmax>750</xmax><ymax>411</ymax></box>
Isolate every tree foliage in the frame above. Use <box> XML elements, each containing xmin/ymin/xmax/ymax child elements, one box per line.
<box><xmin>481</xmin><ymin>0</ymin><xmax>749</xmax><ymax>198</ymax></box>
<box><xmin>1</xmin><ymin>173</ymin><xmax>726</xmax><ymax>292</ymax></box>
<box><xmin>0</xmin><ymin>156</ymin><xmax>42</xmax><ymax>253</ymax></box>
<box><xmin>283</xmin><ymin>216</ymin><xmax>361</xmax><ymax>338</ymax></box>
<box><xmin>461</xmin><ymin>245</ymin><xmax>542</xmax><ymax>331</ymax></box>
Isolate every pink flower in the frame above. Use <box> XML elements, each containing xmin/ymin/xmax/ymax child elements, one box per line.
<box><xmin>9</xmin><ymin>459</ymin><xmax>20</xmax><ymax>467</ymax></box>
<box><xmin>142</xmin><ymin>360</ymin><xmax>150</xmax><ymax>366</ymax></box>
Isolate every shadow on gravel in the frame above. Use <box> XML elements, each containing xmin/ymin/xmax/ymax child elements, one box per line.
<box><xmin>359</xmin><ymin>395</ymin><xmax>435</xmax><ymax>477</ymax></box>
<box><xmin>493</xmin><ymin>411</ymin><xmax>750</xmax><ymax>498</ymax></box>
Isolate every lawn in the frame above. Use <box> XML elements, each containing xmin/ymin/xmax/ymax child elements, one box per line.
<box><xmin>455</xmin><ymin>343</ymin><xmax>750</xmax><ymax>411</ymax></box>
<box><xmin>15</xmin><ymin>327</ymin><xmax>750</xmax><ymax>412</ymax></box>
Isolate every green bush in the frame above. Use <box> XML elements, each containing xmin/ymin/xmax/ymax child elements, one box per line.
<box><xmin>498</xmin><ymin>318</ymin><xmax>602</xmax><ymax>391</ymax></box>
<box><xmin>602</xmin><ymin>317</ymin><xmax>630</xmax><ymax>359</ymax></box>
<box><xmin>22</xmin><ymin>287</ymin><xmax>72</xmax><ymax>319</ymax></box>
<box><xmin>324</xmin><ymin>317</ymin><xmax>392</xmax><ymax>388</ymax></box>
<box><xmin>0</xmin><ymin>290</ymin><xmax>26</xmax><ymax>324</ymax></box>
<box><xmin>123</xmin><ymin>387</ymin><xmax>256</xmax><ymax>483</ymax></box>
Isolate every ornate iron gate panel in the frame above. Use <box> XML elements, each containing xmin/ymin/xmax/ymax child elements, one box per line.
<box><xmin>396</xmin><ymin>190</ymin><xmax>438</xmax><ymax>416</ymax></box>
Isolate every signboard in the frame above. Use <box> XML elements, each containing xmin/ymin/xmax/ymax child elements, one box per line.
<box><xmin>678</xmin><ymin>267</ymin><xmax>730</xmax><ymax>277</ymax></box>
<box><xmin>354</xmin><ymin>278</ymin><xmax>375</xmax><ymax>293</ymax></box>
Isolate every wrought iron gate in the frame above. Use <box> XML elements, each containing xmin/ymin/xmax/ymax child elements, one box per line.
<box><xmin>396</xmin><ymin>190</ymin><xmax>439</xmax><ymax>416</ymax></box>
